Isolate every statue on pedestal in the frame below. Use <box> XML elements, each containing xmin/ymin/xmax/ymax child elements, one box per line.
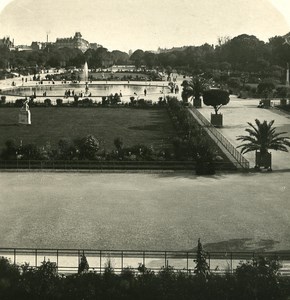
<box><xmin>18</xmin><ymin>100</ymin><xmax>31</xmax><ymax>125</ymax></box>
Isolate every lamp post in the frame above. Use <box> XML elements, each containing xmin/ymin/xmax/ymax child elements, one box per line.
<box><xmin>286</xmin><ymin>63</ymin><xmax>289</xmax><ymax>86</ymax></box>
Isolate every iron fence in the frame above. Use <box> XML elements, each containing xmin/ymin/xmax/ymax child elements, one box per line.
<box><xmin>0</xmin><ymin>247</ymin><xmax>289</xmax><ymax>275</ymax></box>
<box><xmin>189</xmin><ymin>108</ymin><xmax>250</xmax><ymax>169</ymax></box>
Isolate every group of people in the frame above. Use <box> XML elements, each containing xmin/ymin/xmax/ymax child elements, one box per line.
<box><xmin>64</xmin><ymin>89</ymin><xmax>75</xmax><ymax>98</ymax></box>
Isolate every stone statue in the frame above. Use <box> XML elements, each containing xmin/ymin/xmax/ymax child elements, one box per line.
<box><xmin>19</xmin><ymin>100</ymin><xmax>31</xmax><ymax>125</ymax></box>
<box><xmin>22</xmin><ymin>100</ymin><xmax>29</xmax><ymax>111</ymax></box>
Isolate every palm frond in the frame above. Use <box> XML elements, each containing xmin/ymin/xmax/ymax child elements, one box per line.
<box><xmin>236</xmin><ymin>119</ymin><xmax>290</xmax><ymax>154</ymax></box>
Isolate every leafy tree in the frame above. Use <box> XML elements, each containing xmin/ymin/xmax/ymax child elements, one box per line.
<box><xmin>111</xmin><ymin>50</ymin><xmax>129</xmax><ymax>65</ymax></box>
<box><xmin>257</xmin><ymin>79</ymin><xmax>276</xmax><ymax>98</ymax></box>
<box><xmin>143</xmin><ymin>51</ymin><xmax>157</xmax><ymax>68</ymax></box>
<box><xmin>235</xmin><ymin>256</ymin><xmax>282</xmax><ymax>300</ymax></box>
<box><xmin>203</xmin><ymin>89</ymin><xmax>230</xmax><ymax>114</ymax></box>
<box><xmin>0</xmin><ymin>257</ymin><xmax>21</xmax><ymax>300</ymax></box>
<box><xmin>130</xmin><ymin>49</ymin><xmax>144</xmax><ymax>68</ymax></box>
<box><xmin>237</xmin><ymin>119</ymin><xmax>290</xmax><ymax>156</ymax></box>
<box><xmin>20</xmin><ymin>260</ymin><xmax>60</xmax><ymax>300</ymax></box>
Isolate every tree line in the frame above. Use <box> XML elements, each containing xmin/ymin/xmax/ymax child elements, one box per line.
<box><xmin>1</xmin><ymin>33</ymin><xmax>290</xmax><ymax>83</ymax></box>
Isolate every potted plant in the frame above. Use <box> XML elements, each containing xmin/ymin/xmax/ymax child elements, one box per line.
<box><xmin>181</xmin><ymin>76</ymin><xmax>208</xmax><ymax>108</ymax></box>
<box><xmin>237</xmin><ymin>119</ymin><xmax>290</xmax><ymax>171</ymax></box>
<box><xmin>203</xmin><ymin>89</ymin><xmax>230</xmax><ymax>127</ymax></box>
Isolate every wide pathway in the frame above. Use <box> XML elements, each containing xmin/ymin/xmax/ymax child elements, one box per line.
<box><xmin>196</xmin><ymin>96</ymin><xmax>290</xmax><ymax>170</ymax></box>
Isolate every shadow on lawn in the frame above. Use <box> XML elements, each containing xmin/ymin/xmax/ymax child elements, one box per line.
<box><xmin>156</xmin><ymin>171</ymin><xmax>227</xmax><ymax>180</ymax></box>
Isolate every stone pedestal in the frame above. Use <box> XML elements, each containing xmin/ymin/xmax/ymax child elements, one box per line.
<box><xmin>19</xmin><ymin>109</ymin><xmax>31</xmax><ymax>125</ymax></box>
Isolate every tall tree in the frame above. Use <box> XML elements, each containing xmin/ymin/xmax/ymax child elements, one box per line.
<box><xmin>194</xmin><ymin>238</ymin><xmax>210</xmax><ymax>279</ymax></box>
<box><xmin>130</xmin><ymin>49</ymin><xmax>144</xmax><ymax>68</ymax></box>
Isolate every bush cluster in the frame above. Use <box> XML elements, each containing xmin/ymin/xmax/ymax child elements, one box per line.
<box><xmin>0</xmin><ymin>255</ymin><xmax>289</xmax><ymax>300</ymax></box>
<box><xmin>167</xmin><ymin>97</ymin><xmax>220</xmax><ymax>164</ymax></box>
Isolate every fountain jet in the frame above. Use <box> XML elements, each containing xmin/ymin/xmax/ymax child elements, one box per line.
<box><xmin>82</xmin><ymin>62</ymin><xmax>89</xmax><ymax>82</ymax></box>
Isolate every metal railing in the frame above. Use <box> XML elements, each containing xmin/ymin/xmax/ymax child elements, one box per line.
<box><xmin>189</xmin><ymin>108</ymin><xmax>250</xmax><ymax>169</ymax></box>
<box><xmin>1</xmin><ymin>247</ymin><xmax>289</xmax><ymax>275</ymax></box>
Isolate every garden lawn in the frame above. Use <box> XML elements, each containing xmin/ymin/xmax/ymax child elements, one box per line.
<box><xmin>0</xmin><ymin>107</ymin><xmax>176</xmax><ymax>152</ymax></box>
<box><xmin>1</xmin><ymin>171</ymin><xmax>290</xmax><ymax>251</ymax></box>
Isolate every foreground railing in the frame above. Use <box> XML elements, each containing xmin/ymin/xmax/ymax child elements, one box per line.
<box><xmin>189</xmin><ymin>108</ymin><xmax>250</xmax><ymax>169</ymax></box>
<box><xmin>1</xmin><ymin>247</ymin><xmax>290</xmax><ymax>275</ymax></box>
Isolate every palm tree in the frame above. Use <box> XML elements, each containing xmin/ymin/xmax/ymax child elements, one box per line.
<box><xmin>237</xmin><ymin>119</ymin><xmax>290</xmax><ymax>169</ymax></box>
<box><xmin>181</xmin><ymin>76</ymin><xmax>209</xmax><ymax>107</ymax></box>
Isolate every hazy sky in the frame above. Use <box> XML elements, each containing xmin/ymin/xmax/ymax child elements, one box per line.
<box><xmin>0</xmin><ymin>0</ymin><xmax>290</xmax><ymax>52</ymax></box>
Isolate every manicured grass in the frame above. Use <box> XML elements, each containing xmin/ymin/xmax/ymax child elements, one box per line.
<box><xmin>0</xmin><ymin>107</ymin><xmax>176</xmax><ymax>151</ymax></box>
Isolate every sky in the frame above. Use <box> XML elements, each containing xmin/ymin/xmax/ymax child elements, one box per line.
<box><xmin>0</xmin><ymin>0</ymin><xmax>290</xmax><ymax>52</ymax></box>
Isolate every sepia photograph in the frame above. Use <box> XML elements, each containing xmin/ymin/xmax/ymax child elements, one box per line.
<box><xmin>0</xmin><ymin>0</ymin><xmax>290</xmax><ymax>298</ymax></box>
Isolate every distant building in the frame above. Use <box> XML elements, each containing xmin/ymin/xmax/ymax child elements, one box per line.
<box><xmin>55</xmin><ymin>32</ymin><xmax>90</xmax><ymax>52</ymax></box>
<box><xmin>15</xmin><ymin>45</ymin><xmax>32</xmax><ymax>51</ymax></box>
<box><xmin>31</xmin><ymin>42</ymin><xmax>44</xmax><ymax>51</ymax></box>
<box><xmin>0</xmin><ymin>36</ymin><xmax>14</xmax><ymax>49</ymax></box>
<box><xmin>89</xmin><ymin>43</ymin><xmax>102</xmax><ymax>50</ymax></box>
<box><xmin>2</xmin><ymin>32</ymin><xmax>102</xmax><ymax>53</ymax></box>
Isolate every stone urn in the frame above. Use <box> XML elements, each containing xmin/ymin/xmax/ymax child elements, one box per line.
<box><xmin>211</xmin><ymin>113</ymin><xmax>223</xmax><ymax>127</ymax></box>
<box><xmin>262</xmin><ymin>99</ymin><xmax>271</xmax><ymax>108</ymax></box>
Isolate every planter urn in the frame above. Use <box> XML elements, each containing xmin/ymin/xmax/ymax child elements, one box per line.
<box><xmin>255</xmin><ymin>151</ymin><xmax>272</xmax><ymax>170</ymax></box>
<box><xmin>262</xmin><ymin>99</ymin><xmax>271</xmax><ymax>108</ymax></box>
<box><xmin>211</xmin><ymin>113</ymin><xmax>223</xmax><ymax>127</ymax></box>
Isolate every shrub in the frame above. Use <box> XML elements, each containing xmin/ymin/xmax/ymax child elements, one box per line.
<box><xmin>56</xmin><ymin>98</ymin><xmax>63</xmax><ymax>106</ymax></box>
<box><xmin>203</xmin><ymin>89</ymin><xmax>230</xmax><ymax>114</ymax></box>
<box><xmin>0</xmin><ymin>257</ymin><xmax>21</xmax><ymax>299</ymax></box>
<box><xmin>14</xmin><ymin>98</ymin><xmax>25</xmax><ymax>107</ymax></box>
<box><xmin>275</xmin><ymin>86</ymin><xmax>290</xmax><ymax>99</ymax></box>
<box><xmin>102</xmin><ymin>96</ymin><xmax>107</xmax><ymax>106</ymax></box>
<box><xmin>44</xmin><ymin>98</ymin><xmax>51</xmax><ymax>106</ymax></box>
<box><xmin>81</xmin><ymin>98</ymin><xmax>93</xmax><ymax>107</ymax></box>
<box><xmin>257</xmin><ymin>80</ymin><xmax>276</xmax><ymax>98</ymax></box>
<box><xmin>77</xmin><ymin>135</ymin><xmax>100</xmax><ymax>160</ymax></box>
